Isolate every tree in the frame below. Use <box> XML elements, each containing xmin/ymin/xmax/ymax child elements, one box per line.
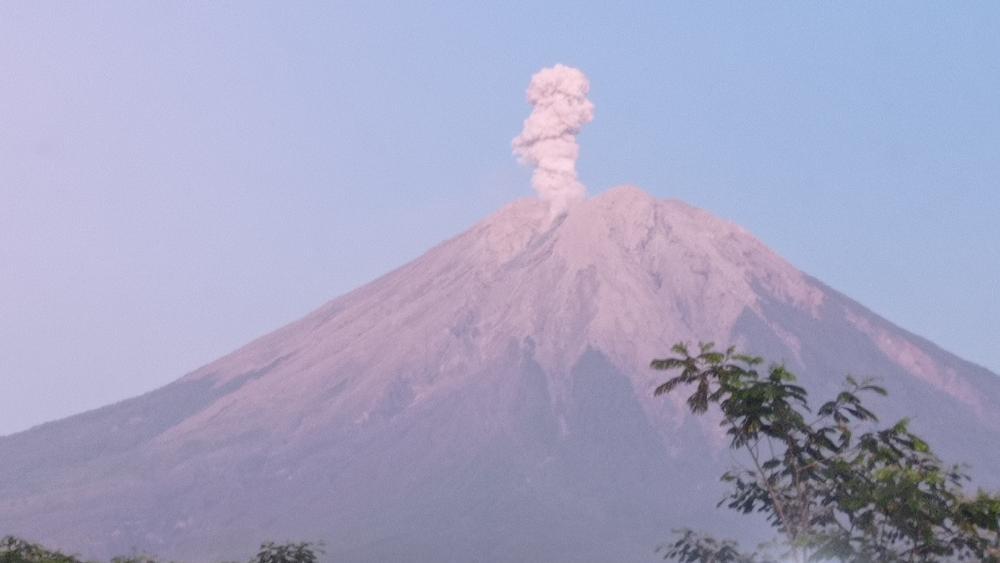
<box><xmin>651</xmin><ymin>343</ymin><xmax>1000</xmax><ymax>563</ymax></box>
<box><xmin>0</xmin><ymin>537</ymin><xmax>326</xmax><ymax>563</ymax></box>
<box><xmin>248</xmin><ymin>542</ymin><xmax>322</xmax><ymax>563</ymax></box>
<box><xmin>0</xmin><ymin>536</ymin><xmax>80</xmax><ymax>563</ymax></box>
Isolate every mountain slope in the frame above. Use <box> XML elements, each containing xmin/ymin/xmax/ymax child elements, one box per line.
<box><xmin>2</xmin><ymin>186</ymin><xmax>998</xmax><ymax>562</ymax></box>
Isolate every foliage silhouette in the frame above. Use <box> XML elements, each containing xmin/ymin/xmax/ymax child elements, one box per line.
<box><xmin>0</xmin><ymin>536</ymin><xmax>79</xmax><ymax>563</ymax></box>
<box><xmin>0</xmin><ymin>537</ymin><xmax>324</xmax><ymax>563</ymax></box>
<box><xmin>247</xmin><ymin>542</ymin><xmax>322</xmax><ymax>563</ymax></box>
<box><xmin>651</xmin><ymin>342</ymin><xmax>1000</xmax><ymax>562</ymax></box>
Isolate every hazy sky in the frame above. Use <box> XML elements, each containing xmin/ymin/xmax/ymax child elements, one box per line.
<box><xmin>2</xmin><ymin>2</ymin><xmax>998</xmax><ymax>436</ymax></box>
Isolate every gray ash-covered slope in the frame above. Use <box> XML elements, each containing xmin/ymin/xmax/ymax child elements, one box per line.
<box><xmin>2</xmin><ymin>186</ymin><xmax>998</xmax><ymax>562</ymax></box>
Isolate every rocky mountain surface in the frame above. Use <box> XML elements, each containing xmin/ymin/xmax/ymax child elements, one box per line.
<box><xmin>3</xmin><ymin>186</ymin><xmax>998</xmax><ymax>562</ymax></box>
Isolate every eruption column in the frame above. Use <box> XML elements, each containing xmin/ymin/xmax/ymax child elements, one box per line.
<box><xmin>512</xmin><ymin>64</ymin><xmax>595</xmax><ymax>215</ymax></box>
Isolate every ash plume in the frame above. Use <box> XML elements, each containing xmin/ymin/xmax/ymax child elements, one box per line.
<box><xmin>512</xmin><ymin>64</ymin><xmax>595</xmax><ymax>215</ymax></box>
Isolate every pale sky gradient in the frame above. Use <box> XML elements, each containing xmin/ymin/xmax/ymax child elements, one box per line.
<box><xmin>2</xmin><ymin>2</ymin><xmax>998</xmax><ymax>436</ymax></box>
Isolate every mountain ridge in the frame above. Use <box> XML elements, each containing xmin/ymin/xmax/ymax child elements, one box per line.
<box><xmin>2</xmin><ymin>186</ymin><xmax>997</xmax><ymax>562</ymax></box>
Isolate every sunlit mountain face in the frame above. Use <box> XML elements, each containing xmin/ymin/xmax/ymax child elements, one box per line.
<box><xmin>3</xmin><ymin>187</ymin><xmax>998</xmax><ymax>562</ymax></box>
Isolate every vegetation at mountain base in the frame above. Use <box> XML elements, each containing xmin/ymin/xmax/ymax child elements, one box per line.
<box><xmin>247</xmin><ymin>542</ymin><xmax>321</xmax><ymax>563</ymax></box>
<box><xmin>1</xmin><ymin>536</ymin><xmax>79</xmax><ymax>563</ymax></box>
<box><xmin>651</xmin><ymin>343</ymin><xmax>1000</xmax><ymax>563</ymax></box>
<box><xmin>0</xmin><ymin>538</ymin><xmax>322</xmax><ymax>563</ymax></box>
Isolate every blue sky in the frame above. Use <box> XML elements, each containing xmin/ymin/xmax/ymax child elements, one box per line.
<box><xmin>2</xmin><ymin>2</ymin><xmax>998</xmax><ymax>435</ymax></box>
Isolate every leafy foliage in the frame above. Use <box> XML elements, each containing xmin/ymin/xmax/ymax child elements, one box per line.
<box><xmin>657</xmin><ymin>529</ymin><xmax>766</xmax><ymax>563</ymax></box>
<box><xmin>0</xmin><ymin>537</ymin><xmax>325</xmax><ymax>563</ymax></box>
<box><xmin>248</xmin><ymin>542</ymin><xmax>322</xmax><ymax>563</ymax></box>
<box><xmin>651</xmin><ymin>343</ymin><xmax>1000</xmax><ymax>562</ymax></box>
<box><xmin>0</xmin><ymin>536</ymin><xmax>80</xmax><ymax>563</ymax></box>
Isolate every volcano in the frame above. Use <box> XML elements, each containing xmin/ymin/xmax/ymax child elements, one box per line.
<box><xmin>2</xmin><ymin>186</ymin><xmax>998</xmax><ymax>562</ymax></box>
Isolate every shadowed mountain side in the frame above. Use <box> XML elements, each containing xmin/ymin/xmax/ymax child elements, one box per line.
<box><xmin>1</xmin><ymin>343</ymin><xmax>737</xmax><ymax>562</ymax></box>
<box><xmin>1</xmin><ymin>186</ymin><xmax>996</xmax><ymax>561</ymax></box>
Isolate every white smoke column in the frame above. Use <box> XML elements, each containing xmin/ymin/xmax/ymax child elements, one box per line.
<box><xmin>512</xmin><ymin>64</ymin><xmax>595</xmax><ymax>215</ymax></box>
